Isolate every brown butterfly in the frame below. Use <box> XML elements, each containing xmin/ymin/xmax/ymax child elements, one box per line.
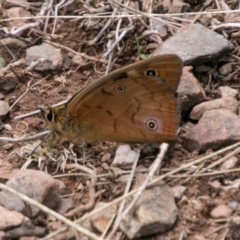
<box><xmin>41</xmin><ymin>54</ymin><xmax>182</xmax><ymax>143</ymax></box>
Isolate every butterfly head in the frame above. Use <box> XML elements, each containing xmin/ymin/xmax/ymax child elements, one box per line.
<box><xmin>40</xmin><ymin>106</ymin><xmax>81</xmax><ymax>143</ymax></box>
<box><xmin>41</xmin><ymin>106</ymin><xmax>67</xmax><ymax>135</ymax></box>
<box><xmin>41</xmin><ymin>107</ymin><xmax>55</xmax><ymax>123</ymax></box>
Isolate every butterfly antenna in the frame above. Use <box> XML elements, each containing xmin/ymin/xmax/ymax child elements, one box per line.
<box><xmin>2</xmin><ymin>41</ymin><xmax>44</xmax><ymax>108</ymax></box>
<box><xmin>9</xmin><ymin>67</ymin><xmax>46</xmax><ymax>110</ymax></box>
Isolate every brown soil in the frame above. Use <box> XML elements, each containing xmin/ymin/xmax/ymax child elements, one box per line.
<box><xmin>1</xmin><ymin>1</ymin><xmax>240</xmax><ymax>240</ymax></box>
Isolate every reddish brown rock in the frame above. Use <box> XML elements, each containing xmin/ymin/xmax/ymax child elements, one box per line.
<box><xmin>90</xmin><ymin>202</ymin><xmax>118</xmax><ymax>233</ymax></box>
<box><xmin>219</xmin><ymin>63</ymin><xmax>233</xmax><ymax>75</ymax></box>
<box><xmin>5</xmin><ymin>7</ymin><xmax>32</xmax><ymax>29</ymax></box>
<box><xmin>177</xmin><ymin>66</ymin><xmax>206</xmax><ymax>112</ymax></box>
<box><xmin>211</xmin><ymin>205</ymin><xmax>232</xmax><ymax>218</ymax></box>
<box><xmin>218</xmin><ymin>86</ymin><xmax>239</xmax><ymax>98</ymax></box>
<box><xmin>183</xmin><ymin>109</ymin><xmax>240</xmax><ymax>152</ymax></box>
<box><xmin>168</xmin><ymin>0</ymin><xmax>189</xmax><ymax>13</ymax></box>
<box><xmin>190</xmin><ymin>97</ymin><xmax>238</xmax><ymax>120</ymax></box>
<box><xmin>0</xmin><ymin>170</ymin><xmax>64</xmax><ymax>218</ymax></box>
<box><xmin>0</xmin><ymin>231</ymin><xmax>6</xmax><ymax>239</ymax></box>
<box><xmin>0</xmin><ymin>206</ymin><xmax>24</xmax><ymax>230</ymax></box>
<box><xmin>220</xmin><ymin>156</ymin><xmax>238</xmax><ymax>170</ymax></box>
<box><xmin>0</xmin><ymin>159</ymin><xmax>19</xmax><ymax>182</ymax></box>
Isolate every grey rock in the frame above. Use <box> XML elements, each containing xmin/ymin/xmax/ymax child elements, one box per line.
<box><xmin>153</xmin><ymin>24</ymin><xmax>229</xmax><ymax>65</ymax></box>
<box><xmin>111</xmin><ymin>145</ymin><xmax>138</xmax><ymax>168</ymax></box>
<box><xmin>151</xmin><ymin>20</ymin><xmax>167</xmax><ymax>35</ymax></box>
<box><xmin>26</xmin><ymin>43</ymin><xmax>63</xmax><ymax>71</ymax></box>
<box><xmin>228</xmin><ymin>201</ymin><xmax>240</xmax><ymax>211</ymax></box>
<box><xmin>120</xmin><ymin>176</ymin><xmax>178</xmax><ymax>239</ymax></box>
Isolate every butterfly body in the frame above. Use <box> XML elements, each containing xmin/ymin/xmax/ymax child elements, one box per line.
<box><xmin>42</xmin><ymin>55</ymin><xmax>182</xmax><ymax>143</ymax></box>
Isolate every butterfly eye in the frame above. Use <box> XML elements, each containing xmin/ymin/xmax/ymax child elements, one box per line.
<box><xmin>145</xmin><ymin>69</ymin><xmax>158</xmax><ymax>77</ymax></box>
<box><xmin>40</xmin><ymin>109</ymin><xmax>54</xmax><ymax>122</ymax></box>
<box><xmin>115</xmin><ymin>85</ymin><xmax>125</xmax><ymax>93</ymax></box>
<box><xmin>47</xmin><ymin>111</ymin><xmax>54</xmax><ymax>122</ymax></box>
<box><xmin>146</xmin><ymin>119</ymin><xmax>158</xmax><ymax>131</ymax></box>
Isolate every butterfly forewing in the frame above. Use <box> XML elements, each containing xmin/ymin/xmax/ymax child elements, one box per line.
<box><xmin>61</xmin><ymin>54</ymin><xmax>182</xmax><ymax>143</ymax></box>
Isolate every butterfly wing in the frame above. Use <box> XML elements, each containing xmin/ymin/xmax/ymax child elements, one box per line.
<box><xmin>65</xmin><ymin>54</ymin><xmax>182</xmax><ymax>143</ymax></box>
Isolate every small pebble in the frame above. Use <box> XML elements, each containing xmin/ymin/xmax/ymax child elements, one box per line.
<box><xmin>220</xmin><ymin>156</ymin><xmax>238</xmax><ymax>170</ymax></box>
<box><xmin>219</xmin><ymin>62</ymin><xmax>233</xmax><ymax>75</ymax></box>
<box><xmin>0</xmin><ymin>101</ymin><xmax>10</xmax><ymax>118</ymax></box>
<box><xmin>228</xmin><ymin>201</ymin><xmax>240</xmax><ymax>211</ymax></box>
<box><xmin>218</xmin><ymin>86</ymin><xmax>238</xmax><ymax>98</ymax></box>
<box><xmin>101</xmin><ymin>153</ymin><xmax>111</xmax><ymax>162</ymax></box>
<box><xmin>111</xmin><ymin>145</ymin><xmax>138</xmax><ymax>167</ymax></box>
<box><xmin>172</xmin><ymin>185</ymin><xmax>186</xmax><ymax>200</ymax></box>
<box><xmin>101</xmin><ymin>162</ymin><xmax>110</xmax><ymax>171</ymax></box>
<box><xmin>211</xmin><ymin>204</ymin><xmax>232</xmax><ymax>218</ymax></box>
<box><xmin>194</xmin><ymin>235</ymin><xmax>207</xmax><ymax>240</ymax></box>
<box><xmin>2</xmin><ymin>144</ymin><xmax>13</xmax><ymax>150</ymax></box>
<box><xmin>209</xmin><ymin>180</ymin><xmax>221</xmax><ymax>191</ymax></box>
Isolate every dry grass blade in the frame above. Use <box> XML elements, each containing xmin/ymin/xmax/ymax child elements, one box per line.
<box><xmin>0</xmin><ymin>131</ymin><xmax>50</xmax><ymax>142</ymax></box>
<box><xmin>121</xmin><ymin>143</ymin><xmax>168</xmax><ymax>218</ymax></box>
<box><xmin>0</xmin><ymin>58</ymin><xmax>25</xmax><ymax>78</ymax></box>
<box><xmin>14</xmin><ymin>100</ymin><xmax>69</xmax><ymax>120</ymax></box>
<box><xmin>1</xmin><ymin>9</ymin><xmax>240</xmax><ymax>23</ymax></box>
<box><xmin>106</xmin><ymin>148</ymin><xmax>140</xmax><ymax>239</ymax></box>
<box><xmin>88</xmin><ymin>8</ymin><xmax>118</xmax><ymax>45</ymax></box>
<box><xmin>110</xmin><ymin>0</ymin><xmax>181</xmax><ymax>28</ymax></box>
<box><xmin>43</xmin><ymin>40</ymin><xmax>107</xmax><ymax>63</ymax></box>
<box><xmin>198</xmin><ymin>146</ymin><xmax>240</xmax><ymax>174</ymax></box>
<box><xmin>166</xmin><ymin>168</ymin><xmax>240</xmax><ymax>178</ymax></box>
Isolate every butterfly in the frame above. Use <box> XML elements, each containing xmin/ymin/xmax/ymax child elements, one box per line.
<box><xmin>41</xmin><ymin>54</ymin><xmax>182</xmax><ymax>144</ymax></box>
